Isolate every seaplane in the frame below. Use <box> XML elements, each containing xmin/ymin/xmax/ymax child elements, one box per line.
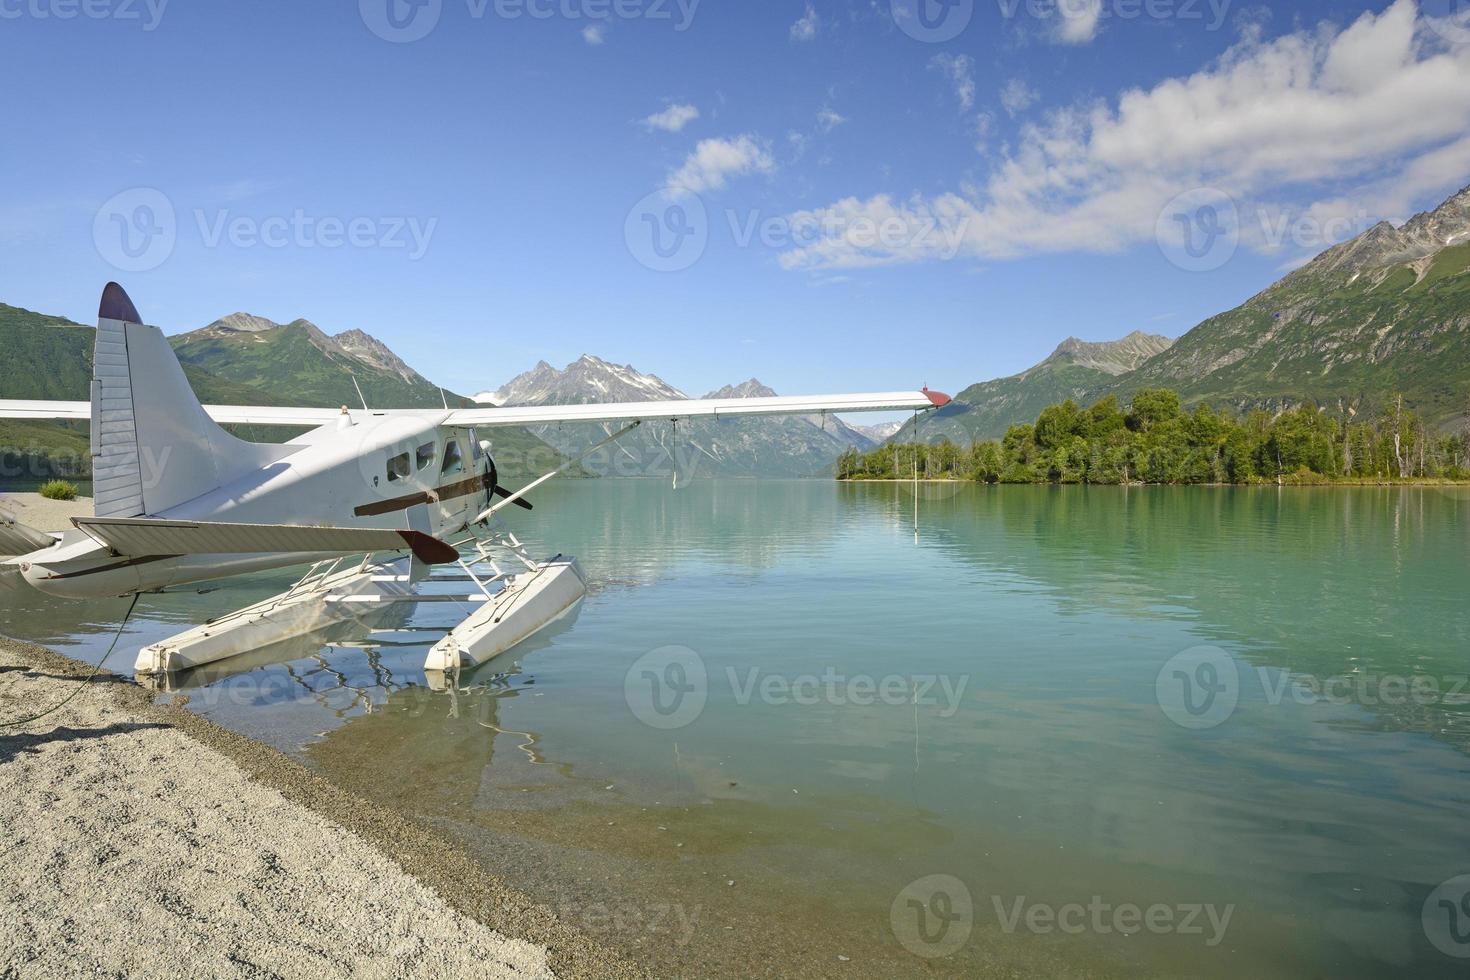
<box><xmin>0</xmin><ymin>283</ymin><xmax>949</xmax><ymax>679</ymax></box>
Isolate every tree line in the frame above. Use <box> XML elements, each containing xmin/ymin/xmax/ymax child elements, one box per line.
<box><xmin>837</xmin><ymin>389</ymin><xmax>1470</xmax><ymax>485</ymax></box>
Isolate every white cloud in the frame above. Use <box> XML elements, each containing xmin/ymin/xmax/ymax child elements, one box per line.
<box><xmin>1054</xmin><ymin>0</ymin><xmax>1102</xmax><ymax>45</ymax></box>
<box><xmin>777</xmin><ymin>0</ymin><xmax>1470</xmax><ymax>269</ymax></box>
<box><xmin>666</xmin><ymin>135</ymin><xmax>776</xmax><ymax>196</ymax></box>
<box><xmin>973</xmin><ymin>111</ymin><xmax>996</xmax><ymax>154</ymax></box>
<box><xmin>999</xmin><ymin>78</ymin><xmax>1038</xmax><ymax>117</ymax></box>
<box><xmin>643</xmin><ymin>103</ymin><xmax>701</xmax><ymax>133</ymax></box>
<box><xmin>791</xmin><ymin>4</ymin><xmax>819</xmax><ymax>41</ymax></box>
<box><xmin>930</xmin><ymin>53</ymin><xmax>975</xmax><ymax>111</ymax></box>
<box><xmin>582</xmin><ymin>23</ymin><xmax>606</xmax><ymax>44</ymax></box>
<box><xmin>817</xmin><ymin>106</ymin><xmax>847</xmax><ymax>132</ymax></box>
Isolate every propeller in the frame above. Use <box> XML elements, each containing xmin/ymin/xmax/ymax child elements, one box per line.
<box><xmin>482</xmin><ymin>457</ymin><xmax>532</xmax><ymax>512</ymax></box>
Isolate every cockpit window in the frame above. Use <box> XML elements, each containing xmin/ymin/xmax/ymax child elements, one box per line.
<box><xmin>386</xmin><ymin>451</ymin><xmax>411</xmax><ymax>483</ymax></box>
<box><xmin>441</xmin><ymin>439</ymin><xmax>465</xmax><ymax>476</ymax></box>
<box><xmin>416</xmin><ymin>442</ymin><xmax>436</xmax><ymax>471</ymax></box>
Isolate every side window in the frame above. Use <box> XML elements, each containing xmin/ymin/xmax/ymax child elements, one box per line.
<box><xmin>415</xmin><ymin>442</ymin><xmax>436</xmax><ymax>471</ymax></box>
<box><xmin>441</xmin><ymin>439</ymin><xmax>465</xmax><ymax>476</ymax></box>
<box><xmin>469</xmin><ymin>427</ymin><xmax>483</xmax><ymax>459</ymax></box>
<box><xmin>386</xmin><ymin>451</ymin><xmax>410</xmax><ymax>483</ymax></box>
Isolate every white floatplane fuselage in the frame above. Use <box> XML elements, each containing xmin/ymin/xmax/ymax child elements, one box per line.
<box><xmin>21</xmin><ymin>410</ymin><xmax>489</xmax><ymax>598</ymax></box>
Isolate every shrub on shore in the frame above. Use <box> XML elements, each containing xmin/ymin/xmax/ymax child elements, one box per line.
<box><xmin>39</xmin><ymin>479</ymin><xmax>78</xmax><ymax>501</ymax></box>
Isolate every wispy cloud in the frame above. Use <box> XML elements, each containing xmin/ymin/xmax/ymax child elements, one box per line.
<box><xmin>778</xmin><ymin>1</ymin><xmax>1470</xmax><ymax>269</ymax></box>
<box><xmin>643</xmin><ymin>103</ymin><xmax>700</xmax><ymax>133</ymax></box>
<box><xmin>817</xmin><ymin>106</ymin><xmax>847</xmax><ymax>132</ymax></box>
<box><xmin>582</xmin><ymin>23</ymin><xmax>606</xmax><ymax>45</ymax></box>
<box><xmin>999</xmin><ymin>78</ymin><xmax>1038</xmax><ymax>117</ymax></box>
<box><xmin>930</xmin><ymin>53</ymin><xmax>975</xmax><ymax>111</ymax></box>
<box><xmin>790</xmin><ymin>3</ymin><xmax>818</xmax><ymax>41</ymax></box>
<box><xmin>666</xmin><ymin>135</ymin><xmax>776</xmax><ymax>196</ymax></box>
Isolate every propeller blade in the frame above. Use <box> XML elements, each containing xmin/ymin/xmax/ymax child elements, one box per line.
<box><xmin>494</xmin><ymin>485</ymin><xmax>533</xmax><ymax>511</ymax></box>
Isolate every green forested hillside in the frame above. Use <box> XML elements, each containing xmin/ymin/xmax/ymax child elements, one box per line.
<box><xmin>1113</xmin><ymin>240</ymin><xmax>1470</xmax><ymax>426</ymax></box>
<box><xmin>170</xmin><ymin>320</ymin><xmax>453</xmax><ymax>411</ymax></box>
<box><xmin>842</xmin><ymin>388</ymin><xmax>1470</xmax><ymax>485</ymax></box>
<box><xmin>919</xmin><ymin>185</ymin><xmax>1470</xmax><ymax>445</ymax></box>
<box><xmin>914</xmin><ymin>332</ymin><xmax>1173</xmax><ymax>443</ymax></box>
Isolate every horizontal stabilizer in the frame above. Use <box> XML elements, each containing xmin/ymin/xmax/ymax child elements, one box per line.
<box><xmin>73</xmin><ymin>517</ymin><xmax>460</xmax><ymax>565</ymax></box>
<box><xmin>0</xmin><ymin>517</ymin><xmax>57</xmax><ymax>556</ymax></box>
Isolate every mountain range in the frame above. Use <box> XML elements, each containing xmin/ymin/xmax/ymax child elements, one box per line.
<box><xmin>918</xmin><ymin>183</ymin><xmax>1470</xmax><ymax>445</ymax></box>
<box><xmin>3</xmin><ymin>184</ymin><xmax>1467</xmax><ymax>480</ymax></box>
<box><xmin>477</xmin><ymin>356</ymin><xmax>875</xmax><ymax>478</ymax></box>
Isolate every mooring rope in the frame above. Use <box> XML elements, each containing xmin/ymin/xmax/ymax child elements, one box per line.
<box><xmin>0</xmin><ymin>593</ymin><xmax>140</xmax><ymax>728</ymax></box>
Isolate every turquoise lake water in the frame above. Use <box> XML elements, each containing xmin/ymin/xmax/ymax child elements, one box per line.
<box><xmin>5</xmin><ymin>482</ymin><xmax>1469</xmax><ymax>977</ymax></box>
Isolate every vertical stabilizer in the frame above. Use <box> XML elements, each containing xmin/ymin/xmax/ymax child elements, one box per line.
<box><xmin>90</xmin><ymin>283</ymin><xmax>296</xmax><ymax>518</ymax></box>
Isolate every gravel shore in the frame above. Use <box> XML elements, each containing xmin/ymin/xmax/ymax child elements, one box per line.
<box><xmin>0</xmin><ymin>493</ymin><xmax>91</xmax><ymax>533</ymax></box>
<box><xmin>0</xmin><ymin>636</ymin><xmax>645</xmax><ymax>979</ymax></box>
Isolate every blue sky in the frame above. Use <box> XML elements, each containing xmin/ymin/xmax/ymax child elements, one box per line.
<box><xmin>3</xmin><ymin>0</ymin><xmax>1469</xmax><ymax>407</ymax></box>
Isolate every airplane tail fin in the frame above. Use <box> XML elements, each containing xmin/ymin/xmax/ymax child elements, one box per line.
<box><xmin>91</xmin><ymin>283</ymin><xmax>295</xmax><ymax>518</ymax></box>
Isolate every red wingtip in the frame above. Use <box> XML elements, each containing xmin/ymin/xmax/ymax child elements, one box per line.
<box><xmin>398</xmin><ymin>530</ymin><xmax>460</xmax><ymax>565</ymax></box>
<box><xmin>922</xmin><ymin>387</ymin><xmax>952</xmax><ymax>408</ymax></box>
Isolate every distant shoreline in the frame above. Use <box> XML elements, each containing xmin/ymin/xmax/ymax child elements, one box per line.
<box><xmin>837</xmin><ymin>478</ymin><xmax>1470</xmax><ymax>488</ymax></box>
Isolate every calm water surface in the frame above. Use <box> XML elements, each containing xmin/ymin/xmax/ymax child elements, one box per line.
<box><xmin>4</xmin><ymin>482</ymin><xmax>1469</xmax><ymax>978</ymax></box>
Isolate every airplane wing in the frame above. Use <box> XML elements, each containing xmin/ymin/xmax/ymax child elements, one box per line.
<box><xmin>2</xmin><ymin>390</ymin><xmax>950</xmax><ymax>428</ymax></box>
<box><xmin>442</xmin><ymin>390</ymin><xmax>950</xmax><ymax>428</ymax></box>
<box><xmin>0</xmin><ymin>400</ymin><xmax>342</xmax><ymax>426</ymax></box>
<box><xmin>73</xmin><ymin>517</ymin><xmax>461</xmax><ymax>565</ymax></box>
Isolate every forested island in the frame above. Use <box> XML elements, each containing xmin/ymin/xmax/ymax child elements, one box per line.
<box><xmin>837</xmin><ymin>389</ymin><xmax>1470</xmax><ymax>485</ymax></box>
